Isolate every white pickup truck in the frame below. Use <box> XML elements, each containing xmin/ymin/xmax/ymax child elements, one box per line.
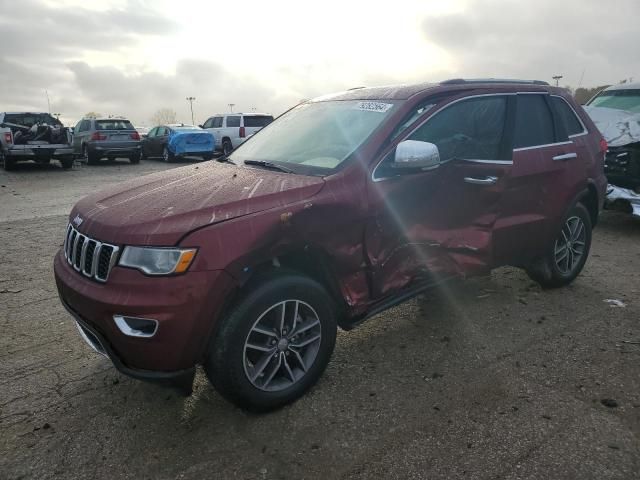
<box><xmin>201</xmin><ymin>113</ymin><xmax>273</xmax><ymax>156</ymax></box>
<box><xmin>0</xmin><ymin>112</ymin><xmax>74</xmax><ymax>171</ymax></box>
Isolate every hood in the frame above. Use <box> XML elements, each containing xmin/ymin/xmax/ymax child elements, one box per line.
<box><xmin>583</xmin><ymin>105</ymin><xmax>640</xmax><ymax>147</ymax></box>
<box><xmin>71</xmin><ymin>162</ymin><xmax>325</xmax><ymax>245</ymax></box>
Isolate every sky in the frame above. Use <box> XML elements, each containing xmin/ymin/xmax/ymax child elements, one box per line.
<box><xmin>0</xmin><ymin>0</ymin><xmax>638</xmax><ymax>126</ymax></box>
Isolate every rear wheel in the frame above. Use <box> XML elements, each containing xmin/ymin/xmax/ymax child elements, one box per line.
<box><xmin>60</xmin><ymin>156</ymin><xmax>74</xmax><ymax>170</ymax></box>
<box><xmin>222</xmin><ymin>139</ymin><xmax>233</xmax><ymax>156</ymax></box>
<box><xmin>162</xmin><ymin>147</ymin><xmax>175</xmax><ymax>163</ymax></box>
<box><xmin>2</xmin><ymin>153</ymin><xmax>16</xmax><ymax>171</ymax></box>
<box><xmin>205</xmin><ymin>273</ymin><xmax>337</xmax><ymax>412</ymax></box>
<box><xmin>526</xmin><ymin>203</ymin><xmax>592</xmax><ymax>288</ymax></box>
<box><xmin>84</xmin><ymin>145</ymin><xmax>99</xmax><ymax>165</ymax></box>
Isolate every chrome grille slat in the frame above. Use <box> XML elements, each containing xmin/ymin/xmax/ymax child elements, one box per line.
<box><xmin>63</xmin><ymin>224</ymin><xmax>119</xmax><ymax>283</ymax></box>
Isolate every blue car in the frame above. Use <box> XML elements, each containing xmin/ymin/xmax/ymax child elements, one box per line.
<box><xmin>141</xmin><ymin>124</ymin><xmax>215</xmax><ymax>162</ymax></box>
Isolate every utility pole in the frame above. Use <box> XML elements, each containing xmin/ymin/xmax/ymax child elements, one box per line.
<box><xmin>45</xmin><ymin>90</ymin><xmax>51</xmax><ymax>113</ymax></box>
<box><xmin>552</xmin><ymin>75</ymin><xmax>563</xmax><ymax>87</ymax></box>
<box><xmin>228</xmin><ymin>103</ymin><xmax>235</xmax><ymax>113</ymax></box>
<box><xmin>186</xmin><ymin>96</ymin><xmax>196</xmax><ymax>125</ymax></box>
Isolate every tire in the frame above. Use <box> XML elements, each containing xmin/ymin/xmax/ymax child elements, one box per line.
<box><xmin>162</xmin><ymin>147</ymin><xmax>175</xmax><ymax>163</ymax></box>
<box><xmin>129</xmin><ymin>152</ymin><xmax>141</xmax><ymax>164</ymax></box>
<box><xmin>60</xmin><ymin>156</ymin><xmax>74</xmax><ymax>170</ymax></box>
<box><xmin>2</xmin><ymin>153</ymin><xmax>16</xmax><ymax>171</ymax></box>
<box><xmin>85</xmin><ymin>145</ymin><xmax>99</xmax><ymax>165</ymax></box>
<box><xmin>202</xmin><ymin>153</ymin><xmax>214</xmax><ymax>161</ymax></box>
<box><xmin>205</xmin><ymin>273</ymin><xmax>337</xmax><ymax>412</ymax></box>
<box><xmin>222</xmin><ymin>139</ymin><xmax>233</xmax><ymax>156</ymax></box>
<box><xmin>526</xmin><ymin>203</ymin><xmax>592</xmax><ymax>288</ymax></box>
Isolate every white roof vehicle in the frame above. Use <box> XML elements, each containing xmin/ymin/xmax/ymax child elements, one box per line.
<box><xmin>201</xmin><ymin>113</ymin><xmax>273</xmax><ymax>156</ymax></box>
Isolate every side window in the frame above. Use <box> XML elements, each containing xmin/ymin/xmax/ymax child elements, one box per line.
<box><xmin>514</xmin><ymin>95</ymin><xmax>555</xmax><ymax>149</ymax></box>
<box><xmin>202</xmin><ymin>117</ymin><xmax>214</xmax><ymax>128</ymax></box>
<box><xmin>551</xmin><ymin>97</ymin><xmax>585</xmax><ymax>137</ymax></box>
<box><xmin>212</xmin><ymin>117</ymin><xmax>223</xmax><ymax>128</ymax></box>
<box><xmin>147</xmin><ymin>127</ymin><xmax>158</xmax><ymax>137</ymax></box>
<box><xmin>158</xmin><ymin>127</ymin><xmax>167</xmax><ymax>136</ymax></box>
<box><xmin>408</xmin><ymin>96</ymin><xmax>508</xmax><ymax>161</ymax></box>
<box><xmin>74</xmin><ymin>121</ymin><xmax>82</xmax><ymax>131</ymax></box>
<box><xmin>226</xmin><ymin>116</ymin><xmax>241</xmax><ymax>127</ymax></box>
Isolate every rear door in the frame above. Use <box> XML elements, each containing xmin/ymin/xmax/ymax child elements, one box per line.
<box><xmin>366</xmin><ymin>94</ymin><xmax>515</xmax><ymax>298</ymax></box>
<box><xmin>496</xmin><ymin>93</ymin><xmax>583</xmax><ymax>264</ymax></box>
<box><xmin>225</xmin><ymin>115</ymin><xmax>241</xmax><ymax>146</ymax></box>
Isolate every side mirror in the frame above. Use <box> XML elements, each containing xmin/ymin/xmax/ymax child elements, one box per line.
<box><xmin>198</xmin><ymin>124</ymin><xmax>204</xmax><ymax>128</ymax></box>
<box><xmin>393</xmin><ymin>140</ymin><xmax>441</xmax><ymax>170</ymax></box>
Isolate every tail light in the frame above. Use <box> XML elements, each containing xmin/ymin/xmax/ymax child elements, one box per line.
<box><xmin>600</xmin><ymin>137</ymin><xmax>608</xmax><ymax>154</ymax></box>
<box><xmin>91</xmin><ymin>132</ymin><xmax>107</xmax><ymax>141</ymax></box>
<box><xmin>239</xmin><ymin>126</ymin><xmax>246</xmax><ymax>138</ymax></box>
<box><xmin>130</xmin><ymin>131</ymin><xmax>140</xmax><ymax>140</ymax></box>
<box><xmin>3</xmin><ymin>132</ymin><xmax>12</xmax><ymax>144</ymax></box>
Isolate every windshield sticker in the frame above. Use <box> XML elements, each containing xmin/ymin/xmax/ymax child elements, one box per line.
<box><xmin>354</xmin><ymin>102</ymin><xmax>393</xmax><ymax>113</ymax></box>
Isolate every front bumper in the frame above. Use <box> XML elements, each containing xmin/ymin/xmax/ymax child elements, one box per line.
<box><xmin>605</xmin><ymin>184</ymin><xmax>640</xmax><ymax>218</ymax></box>
<box><xmin>54</xmin><ymin>250</ymin><xmax>236</xmax><ymax>376</ymax></box>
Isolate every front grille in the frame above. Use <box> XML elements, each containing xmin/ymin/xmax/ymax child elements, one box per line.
<box><xmin>63</xmin><ymin>224</ymin><xmax>119</xmax><ymax>282</ymax></box>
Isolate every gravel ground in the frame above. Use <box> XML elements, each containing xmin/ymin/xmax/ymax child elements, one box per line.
<box><xmin>1</xmin><ymin>159</ymin><xmax>639</xmax><ymax>479</ymax></box>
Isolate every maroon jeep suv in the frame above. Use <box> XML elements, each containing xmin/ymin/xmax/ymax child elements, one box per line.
<box><xmin>54</xmin><ymin>79</ymin><xmax>607</xmax><ymax>411</ymax></box>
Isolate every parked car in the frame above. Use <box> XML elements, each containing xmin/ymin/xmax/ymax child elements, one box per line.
<box><xmin>72</xmin><ymin>117</ymin><xmax>141</xmax><ymax>164</ymax></box>
<box><xmin>202</xmin><ymin>113</ymin><xmax>273</xmax><ymax>156</ymax></box>
<box><xmin>584</xmin><ymin>83</ymin><xmax>640</xmax><ymax>218</ymax></box>
<box><xmin>55</xmin><ymin>79</ymin><xmax>606</xmax><ymax>411</ymax></box>
<box><xmin>0</xmin><ymin>112</ymin><xmax>74</xmax><ymax>170</ymax></box>
<box><xmin>141</xmin><ymin>124</ymin><xmax>215</xmax><ymax>162</ymax></box>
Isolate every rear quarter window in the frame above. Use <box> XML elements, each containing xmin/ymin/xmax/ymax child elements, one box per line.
<box><xmin>514</xmin><ymin>95</ymin><xmax>555</xmax><ymax>149</ymax></box>
<box><xmin>226</xmin><ymin>116</ymin><xmax>241</xmax><ymax>127</ymax></box>
<box><xmin>243</xmin><ymin>115</ymin><xmax>273</xmax><ymax>128</ymax></box>
<box><xmin>551</xmin><ymin>97</ymin><xmax>585</xmax><ymax>136</ymax></box>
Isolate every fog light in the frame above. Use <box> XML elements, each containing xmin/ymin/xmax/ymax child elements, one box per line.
<box><xmin>113</xmin><ymin>315</ymin><xmax>158</xmax><ymax>338</ymax></box>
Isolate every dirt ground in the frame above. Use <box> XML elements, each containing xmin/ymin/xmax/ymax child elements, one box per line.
<box><xmin>1</xmin><ymin>158</ymin><xmax>639</xmax><ymax>479</ymax></box>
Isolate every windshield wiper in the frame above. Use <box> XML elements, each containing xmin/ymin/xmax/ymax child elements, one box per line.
<box><xmin>243</xmin><ymin>160</ymin><xmax>293</xmax><ymax>173</ymax></box>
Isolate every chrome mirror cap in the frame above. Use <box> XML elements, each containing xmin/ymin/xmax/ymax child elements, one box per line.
<box><xmin>393</xmin><ymin>140</ymin><xmax>441</xmax><ymax>170</ymax></box>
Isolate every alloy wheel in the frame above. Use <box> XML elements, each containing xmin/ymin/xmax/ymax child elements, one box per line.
<box><xmin>243</xmin><ymin>300</ymin><xmax>322</xmax><ymax>392</ymax></box>
<box><xmin>554</xmin><ymin>215</ymin><xmax>586</xmax><ymax>275</ymax></box>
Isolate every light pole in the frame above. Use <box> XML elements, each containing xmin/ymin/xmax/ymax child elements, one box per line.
<box><xmin>186</xmin><ymin>96</ymin><xmax>196</xmax><ymax>125</ymax></box>
<box><xmin>228</xmin><ymin>103</ymin><xmax>235</xmax><ymax>113</ymax></box>
<box><xmin>552</xmin><ymin>75</ymin><xmax>563</xmax><ymax>87</ymax></box>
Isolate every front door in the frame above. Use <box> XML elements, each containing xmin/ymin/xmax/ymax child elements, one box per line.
<box><xmin>365</xmin><ymin>94</ymin><xmax>515</xmax><ymax>298</ymax></box>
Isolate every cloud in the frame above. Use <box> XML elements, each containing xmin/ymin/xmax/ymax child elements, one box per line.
<box><xmin>422</xmin><ymin>0</ymin><xmax>640</xmax><ymax>87</ymax></box>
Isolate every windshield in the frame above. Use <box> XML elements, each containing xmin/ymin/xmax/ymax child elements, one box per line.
<box><xmin>588</xmin><ymin>89</ymin><xmax>640</xmax><ymax>113</ymax></box>
<box><xmin>230</xmin><ymin>100</ymin><xmax>397</xmax><ymax>173</ymax></box>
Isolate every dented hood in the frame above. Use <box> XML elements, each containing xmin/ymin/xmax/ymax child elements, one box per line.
<box><xmin>71</xmin><ymin>162</ymin><xmax>325</xmax><ymax>245</ymax></box>
<box><xmin>583</xmin><ymin>105</ymin><xmax>640</xmax><ymax>147</ymax></box>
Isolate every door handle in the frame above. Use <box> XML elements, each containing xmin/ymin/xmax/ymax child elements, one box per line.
<box><xmin>552</xmin><ymin>153</ymin><xmax>578</xmax><ymax>161</ymax></box>
<box><xmin>464</xmin><ymin>176</ymin><xmax>498</xmax><ymax>185</ymax></box>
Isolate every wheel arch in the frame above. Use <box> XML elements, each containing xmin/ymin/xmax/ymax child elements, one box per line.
<box><xmin>578</xmin><ymin>181</ymin><xmax>600</xmax><ymax>228</ymax></box>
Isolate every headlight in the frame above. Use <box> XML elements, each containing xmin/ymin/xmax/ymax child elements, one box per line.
<box><xmin>118</xmin><ymin>247</ymin><xmax>197</xmax><ymax>275</ymax></box>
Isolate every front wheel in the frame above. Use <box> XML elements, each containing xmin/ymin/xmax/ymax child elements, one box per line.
<box><xmin>526</xmin><ymin>203</ymin><xmax>592</xmax><ymax>288</ymax></box>
<box><xmin>205</xmin><ymin>273</ymin><xmax>337</xmax><ymax>412</ymax></box>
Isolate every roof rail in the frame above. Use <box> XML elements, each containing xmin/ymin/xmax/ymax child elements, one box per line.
<box><xmin>441</xmin><ymin>78</ymin><xmax>550</xmax><ymax>86</ymax></box>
